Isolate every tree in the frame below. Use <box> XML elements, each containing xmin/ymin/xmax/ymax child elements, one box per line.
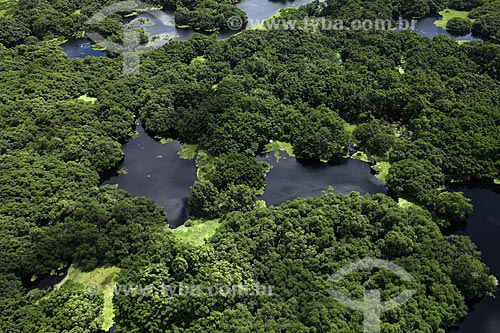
<box><xmin>189</xmin><ymin>181</ymin><xmax>258</xmax><ymax>218</ymax></box>
<box><xmin>386</xmin><ymin>159</ymin><xmax>445</xmax><ymax>201</ymax></box>
<box><xmin>115</xmin><ymin>193</ymin><xmax>496</xmax><ymax>332</ymax></box>
<box><xmin>400</xmin><ymin>0</ymin><xmax>431</xmax><ymax>18</ymax></box>
<box><xmin>446</xmin><ymin>17</ymin><xmax>473</xmax><ymax>35</ymax></box>
<box><xmin>29</xmin><ymin>282</ymin><xmax>103</xmax><ymax>332</ymax></box>
<box><xmin>448</xmin><ymin>245</ymin><xmax>498</xmax><ymax>301</ymax></box>
<box><xmin>422</xmin><ymin>190</ymin><xmax>473</xmax><ymax>223</ymax></box>
<box><xmin>189</xmin><ymin>180</ymin><xmax>220</xmax><ymax>218</ymax></box>
<box><xmin>206</xmin><ymin>153</ymin><xmax>267</xmax><ymax>191</ymax></box>
<box><xmin>0</xmin><ymin>17</ymin><xmax>30</xmax><ymax>46</ymax></box>
<box><xmin>354</xmin><ymin>120</ymin><xmax>396</xmax><ymax>157</ymax></box>
<box><xmin>292</xmin><ymin>106</ymin><xmax>348</xmax><ymax>161</ymax></box>
<box><xmin>140</xmin><ymin>89</ymin><xmax>179</xmax><ymax>138</ymax></box>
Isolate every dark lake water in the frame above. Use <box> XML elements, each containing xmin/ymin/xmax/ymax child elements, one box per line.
<box><xmin>259</xmin><ymin>152</ymin><xmax>387</xmax><ymax>206</ymax></box>
<box><xmin>412</xmin><ymin>17</ymin><xmax>482</xmax><ymax>41</ymax></box>
<box><xmin>101</xmin><ymin>122</ymin><xmax>197</xmax><ymax>228</ymax></box>
<box><xmin>60</xmin><ymin>38</ymin><xmax>107</xmax><ymax>58</ymax></box>
<box><xmin>448</xmin><ymin>186</ymin><xmax>500</xmax><ymax>333</ymax></box>
<box><xmin>102</xmin><ymin>125</ymin><xmax>387</xmax><ymax>227</ymax></box>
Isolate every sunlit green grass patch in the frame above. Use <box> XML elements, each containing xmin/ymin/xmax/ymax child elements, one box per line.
<box><xmin>264</xmin><ymin>140</ymin><xmax>295</xmax><ymax>159</ymax></box>
<box><xmin>344</xmin><ymin>122</ymin><xmax>358</xmax><ymax>136</ymax></box>
<box><xmin>77</xmin><ymin>94</ymin><xmax>97</xmax><ymax>104</ymax></box>
<box><xmin>371</xmin><ymin>161</ymin><xmax>390</xmax><ymax>183</ymax></box>
<box><xmin>351</xmin><ymin>151</ymin><xmax>370</xmax><ymax>162</ymax></box>
<box><xmin>178</xmin><ymin>144</ymin><xmax>198</xmax><ymax>160</ymax></box>
<box><xmin>435</xmin><ymin>9</ymin><xmax>472</xmax><ymax>29</ymax></box>
<box><xmin>398</xmin><ymin>198</ymin><xmax>419</xmax><ymax>209</ymax></box>
<box><xmin>172</xmin><ymin>218</ymin><xmax>220</xmax><ymax>246</ymax></box>
<box><xmin>57</xmin><ymin>266</ymin><xmax>120</xmax><ymax>331</ymax></box>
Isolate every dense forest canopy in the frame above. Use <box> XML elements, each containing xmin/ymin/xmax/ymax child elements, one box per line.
<box><xmin>0</xmin><ymin>0</ymin><xmax>500</xmax><ymax>331</ymax></box>
<box><xmin>114</xmin><ymin>194</ymin><xmax>496</xmax><ymax>332</ymax></box>
<box><xmin>2</xmin><ymin>0</ymin><xmax>500</xmax><ymax>45</ymax></box>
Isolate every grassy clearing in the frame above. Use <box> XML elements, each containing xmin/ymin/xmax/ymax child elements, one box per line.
<box><xmin>371</xmin><ymin>161</ymin><xmax>390</xmax><ymax>183</ymax></box>
<box><xmin>77</xmin><ymin>94</ymin><xmax>97</xmax><ymax>104</ymax></box>
<box><xmin>57</xmin><ymin>266</ymin><xmax>120</xmax><ymax>331</ymax></box>
<box><xmin>172</xmin><ymin>218</ymin><xmax>220</xmax><ymax>246</ymax></box>
<box><xmin>264</xmin><ymin>140</ymin><xmax>295</xmax><ymax>159</ymax></box>
<box><xmin>351</xmin><ymin>151</ymin><xmax>370</xmax><ymax>162</ymax></box>
<box><xmin>494</xmin><ymin>179</ymin><xmax>500</xmax><ymax>185</ymax></box>
<box><xmin>195</xmin><ymin>150</ymin><xmax>215</xmax><ymax>182</ymax></box>
<box><xmin>435</xmin><ymin>9</ymin><xmax>472</xmax><ymax>29</ymax></box>
<box><xmin>178</xmin><ymin>144</ymin><xmax>198</xmax><ymax>160</ymax></box>
<box><xmin>398</xmin><ymin>198</ymin><xmax>419</xmax><ymax>209</ymax></box>
<box><xmin>191</xmin><ymin>56</ymin><xmax>207</xmax><ymax>64</ymax></box>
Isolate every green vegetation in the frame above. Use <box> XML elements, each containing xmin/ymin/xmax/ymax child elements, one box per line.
<box><xmin>469</xmin><ymin>0</ymin><xmax>500</xmax><ymax>39</ymax></box>
<box><xmin>387</xmin><ymin>159</ymin><xmax>445</xmax><ymax>201</ymax></box>
<box><xmin>351</xmin><ymin>151</ymin><xmax>370</xmax><ymax>162</ymax></box>
<box><xmin>159</xmin><ymin>137</ymin><xmax>174</xmax><ymax>144</ymax></box>
<box><xmin>0</xmin><ymin>0</ymin><xmax>15</xmax><ymax>17</ymax></box>
<box><xmin>191</xmin><ymin>55</ymin><xmax>207</xmax><ymax>64</ymax></box>
<box><xmin>129</xmin><ymin>17</ymin><xmax>155</xmax><ymax>27</ymax></box>
<box><xmin>1</xmin><ymin>0</ymin><xmax>500</xmax><ymax>331</ymax></box>
<box><xmin>447</xmin><ymin>17</ymin><xmax>473</xmax><ymax>35</ymax></box>
<box><xmin>172</xmin><ymin>218</ymin><xmax>220</xmax><ymax>246</ymax></box>
<box><xmin>0</xmin><ymin>41</ymin><xmax>172</xmax><ymax>332</ymax></box>
<box><xmin>248</xmin><ymin>22</ymin><xmax>267</xmax><ymax>31</ymax></box>
<box><xmin>344</xmin><ymin>122</ymin><xmax>358</xmax><ymax>136</ymax></box>
<box><xmin>77</xmin><ymin>94</ymin><xmax>97</xmax><ymax>104</ymax></box>
<box><xmin>57</xmin><ymin>266</ymin><xmax>120</xmax><ymax>331</ymax></box>
<box><xmin>435</xmin><ymin>9</ymin><xmax>472</xmax><ymax>29</ymax></box>
<box><xmin>189</xmin><ymin>152</ymin><xmax>267</xmax><ymax>218</ymax></box>
<box><xmin>0</xmin><ymin>0</ymin><xmax>246</xmax><ymax>46</ymax></box>
<box><xmin>354</xmin><ymin>120</ymin><xmax>396</xmax><ymax>157</ymax></box>
<box><xmin>372</xmin><ymin>161</ymin><xmax>391</xmax><ymax>183</ymax></box>
<box><xmin>398</xmin><ymin>197</ymin><xmax>420</xmax><ymax>209</ymax></box>
<box><xmin>178</xmin><ymin>144</ymin><xmax>199</xmax><ymax>160</ymax></box>
<box><xmin>264</xmin><ymin>140</ymin><xmax>295</xmax><ymax>158</ymax></box>
<box><xmin>115</xmin><ymin>193</ymin><xmax>497</xmax><ymax>332</ymax></box>
<box><xmin>174</xmin><ymin>0</ymin><xmax>247</xmax><ymax>31</ymax></box>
